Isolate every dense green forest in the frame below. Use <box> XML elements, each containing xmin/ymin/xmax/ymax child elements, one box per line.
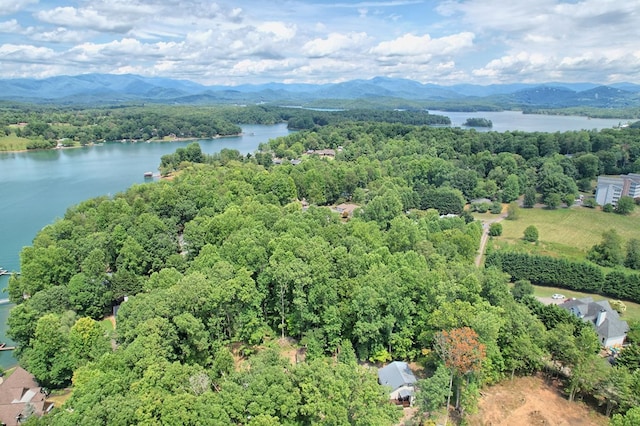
<box><xmin>0</xmin><ymin>105</ymin><xmax>450</xmax><ymax>150</ymax></box>
<box><xmin>7</xmin><ymin>117</ymin><xmax>640</xmax><ymax>424</ymax></box>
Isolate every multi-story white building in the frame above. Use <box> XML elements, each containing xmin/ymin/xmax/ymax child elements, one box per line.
<box><xmin>595</xmin><ymin>173</ymin><xmax>640</xmax><ymax>206</ymax></box>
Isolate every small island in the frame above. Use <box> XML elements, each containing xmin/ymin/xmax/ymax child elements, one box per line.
<box><xmin>463</xmin><ymin>117</ymin><xmax>493</xmax><ymax>128</ymax></box>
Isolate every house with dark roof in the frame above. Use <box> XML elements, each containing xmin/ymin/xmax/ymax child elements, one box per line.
<box><xmin>0</xmin><ymin>367</ymin><xmax>53</xmax><ymax>426</ymax></box>
<box><xmin>378</xmin><ymin>361</ymin><xmax>417</xmax><ymax>407</ymax></box>
<box><xmin>560</xmin><ymin>297</ymin><xmax>629</xmax><ymax>347</ymax></box>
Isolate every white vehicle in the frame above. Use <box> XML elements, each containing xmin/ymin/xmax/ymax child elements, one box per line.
<box><xmin>552</xmin><ymin>293</ymin><xmax>565</xmax><ymax>299</ymax></box>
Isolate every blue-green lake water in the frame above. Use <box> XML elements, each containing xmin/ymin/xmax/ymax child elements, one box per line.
<box><xmin>0</xmin><ymin>113</ymin><xmax>628</xmax><ymax>369</ymax></box>
<box><xmin>428</xmin><ymin>110</ymin><xmax>626</xmax><ymax>132</ymax></box>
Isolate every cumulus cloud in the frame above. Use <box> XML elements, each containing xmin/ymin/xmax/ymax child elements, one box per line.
<box><xmin>473</xmin><ymin>52</ymin><xmax>549</xmax><ymax>80</ymax></box>
<box><xmin>370</xmin><ymin>32</ymin><xmax>474</xmax><ymax>64</ymax></box>
<box><xmin>0</xmin><ymin>44</ymin><xmax>57</xmax><ymax>64</ymax></box>
<box><xmin>36</xmin><ymin>6</ymin><xmax>135</xmax><ymax>33</ymax></box>
<box><xmin>0</xmin><ymin>19</ymin><xmax>22</xmax><ymax>33</ymax></box>
<box><xmin>0</xmin><ymin>0</ymin><xmax>638</xmax><ymax>84</ymax></box>
<box><xmin>302</xmin><ymin>32</ymin><xmax>369</xmax><ymax>58</ymax></box>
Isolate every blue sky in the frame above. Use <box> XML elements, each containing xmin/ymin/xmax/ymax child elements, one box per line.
<box><xmin>0</xmin><ymin>0</ymin><xmax>638</xmax><ymax>85</ymax></box>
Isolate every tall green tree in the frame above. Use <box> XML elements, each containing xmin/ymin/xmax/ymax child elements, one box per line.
<box><xmin>588</xmin><ymin>229</ymin><xmax>624</xmax><ymax>267</ymax></box>
<box><xmin>625</xmin><ymin>239</ymin><xmax>640</xmax><ymax>270</ymax></box>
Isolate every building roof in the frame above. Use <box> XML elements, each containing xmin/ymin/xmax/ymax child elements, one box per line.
<box><xmin>560</xmin><ymin>298</ymin><xmax>629</xmax><ymax>342</ymax></box>
<box><xmin>378</xmin><ymin>361</ymin><xmax>417</xmax><ymax>392</ymax></box>
<box><xmin>334</xmin><ymin>203</ymin><xmax>360</xmax><ymax>216</ymax></box>
<box><xmin>0</xmin><ymin>367</ymin><xmax>52</xmax><ymax>426</ymax></box>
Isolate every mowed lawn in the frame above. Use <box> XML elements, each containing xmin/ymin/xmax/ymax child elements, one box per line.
<box><xmin>495</xmin><ymin>206</ymin><xmax>640</xmax><ymax>258</ymax></box>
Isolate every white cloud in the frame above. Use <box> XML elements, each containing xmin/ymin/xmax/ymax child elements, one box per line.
<box><xmin>0</xmin><ymin>0</ymin><xmax>37</xmax><ymax>17</ymax></box>
<box><xmin>36</xmin><ymin>6</ymin><xmax>135</xmax><ymax>33</ymax></box>
<box><xmin>256</xmin><ymin>22</ymin><xmax>297</xmax><ymax>42</ymax></box>
<box><xmin>370</xmin><ymin>32</ymin><xmax>474</xmax><ymax>64</ymax></box>
<box><xmin>0</xmin><ymin>19</ymin><xmax>22</xmax><ymax>33</ymax></box>
<box><xmin>302</xmin><ymin>32</ymin><xmax>369</xmax><ymax>58</ymax></box>
<box><xmin>0</xmin><ymin>0</ymin><xmax>637</xmax><ymax>85</ymax></box>
<box><xmin>0</xmin><ymin>44</ymin><xmax>57</xmax><ymax>63</ymax></box>
<box><xmin>31</xmin><ymin>27</ymin><xmax>91</xmax><ymax>44</ymax></box>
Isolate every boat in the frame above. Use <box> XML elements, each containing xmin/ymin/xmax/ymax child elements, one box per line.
<box><xmin>143</xmin><ymin>172</ymin><xmax>154</xmax><ymax>178</ymax></box>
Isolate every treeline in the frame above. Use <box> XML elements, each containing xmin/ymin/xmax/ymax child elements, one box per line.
<box><xmin>0</xmin><ymin>106</ymin><xmax>243</xmax><ymax>147</ymax></box>
<box><xmin>262</xmin><ymin>121</ymin><xmax>640</xmax><ymax>210</ymax></box>
<box><xmin>0</xmin><ymin>105</ymin><xmax>450</xmax><ymax>149</ymax></box>
<box><xmin>486</xmin><ymin>251</ymin><xmax>640</xmax><ymax>303</ymax></box>
<box><xmin>284</xmin><ymin>108</ymin><xmax>451</xmax><ymax>129</ymax></box>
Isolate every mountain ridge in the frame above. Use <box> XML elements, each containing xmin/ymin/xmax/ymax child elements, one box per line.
<box><xmin>1</xmin><ymin>73</ymin><xmax>639</xmax><ymax>108</ymax></box>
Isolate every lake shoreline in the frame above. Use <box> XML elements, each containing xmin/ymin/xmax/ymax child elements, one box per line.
<box><xmin>0</xmin><ymin>133</ymin><xmax>248</xmax><ymax>154</ymax></box>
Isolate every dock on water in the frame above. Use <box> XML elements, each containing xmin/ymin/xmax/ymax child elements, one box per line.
<box><xmin>0</xmin><ymin>343</ymin><xmax>15</xmax><ymax>351</ymax></box>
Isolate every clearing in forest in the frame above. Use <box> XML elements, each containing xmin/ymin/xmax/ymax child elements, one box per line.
<box><xmin>467</xmin><ymin>375</ymin><xmax>608</xmax><ymax>426</ymax></box>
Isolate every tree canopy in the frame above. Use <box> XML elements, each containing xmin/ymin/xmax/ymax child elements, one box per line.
<box><xmin>7</xmin><ymin>115</ymin><xmax>640</xmax><ymax>424</ymax></box>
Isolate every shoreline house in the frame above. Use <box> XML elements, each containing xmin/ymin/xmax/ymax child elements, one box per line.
<box><xmin>595</xmin><ymin>173</ymin><xmax>640</xmax><ymax>206</ymax></box>
<box><xmin>0</xmin><ymin>367</ymin><xmax>53</xmax><ymax>425</ymax></box>
<box><xmin>559</xmin><ymin>297</ymin><xmax>629</xmax><ymax>348</ymax></box>
<box><xmin>378</xmin><ymin>361</ymin><xmax>417</xmax><ymax>407</ymax></box>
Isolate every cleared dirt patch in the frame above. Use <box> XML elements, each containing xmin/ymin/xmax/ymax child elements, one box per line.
<box><xmin>467</xmin><ymin>375</ymin><xmax>608</xmax><ymax>426</ymax></box>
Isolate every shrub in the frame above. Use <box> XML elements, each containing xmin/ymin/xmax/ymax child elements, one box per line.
<box><xmin>471</xmin><ymin>202</ymin><xmax>491</xmax><ymax>213</ymax></box>
<box><xmin>603</xmin><ymin>203</ymin><xmax>614</xmax><ymax>213</ymax></box>
<box><xmin>523</xmin><ymin>225</ymin><xmax>539</xmax><ymax>242</ymax></box>
<box><xmin>523</xmin><ymin>187</ymin><xmax>537</xmax><ymax>208</ymax></box>
<box><xmin>609</xmin><ymin>300</ymin><xmax>627</xmax><ymax>314</ymax></box>
<box><xmin>615</xmin><ymin>196</ymin><xmax>635</xmax><ymax>215</ymax></box>
<box><xmin>488</xmin><ymin>223</ymin><xmax>502</xmax><ymax>236</ymax></box>
<box><xmin>506</xmin><ymin>202</ymin><xmax>520</xmax><ymax>220</ymax></box>
<box><xmin>511</xmin><ymin>279</ymin><xmax>534</xmax><ymax>300</ymax></box>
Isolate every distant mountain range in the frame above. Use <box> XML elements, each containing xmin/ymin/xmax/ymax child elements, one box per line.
<box><xmin>1</xmin><ymin>73</ymin><xmax>639</xmax><ymax>109</ymax></box>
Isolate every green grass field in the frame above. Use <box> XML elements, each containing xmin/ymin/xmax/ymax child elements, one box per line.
<box><xmin>481</xmin><ymin>205</ymin><xmax>640</xmax><ymax>321</ymax></box>
<box><xmin>490</xmin><ymin>206</ymin><xmax>640</xmax><ymax>259</ymax></box>
<box><xmin>0</xmin><ymin>134</ymin><xmax>30</xmax><ymax>151</ymax></box>
<box><xmin>532</xmin><ymin>284</ymin><xmax>640</xmax><ymax>323</ymax></box>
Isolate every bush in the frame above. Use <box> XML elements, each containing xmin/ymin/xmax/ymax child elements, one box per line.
<box><xmin>471</xmin><ymin>202</ymin><xmax>491</xmax><ymax>213</ymax></box>
<box><xmin>511</xmin><ymin>279</ymin><xmax>534</xmax><ymax>300</ymax></box>
<box><xmin>603</xmin><ymin>203</ymin><xmax>614</xmax><ymax>213</ymax></box>
<box><xmin>490</xmin><ymin>201</ymin><xmax>503</xmax><ymax>214</ymax></box>
<box><xmin>615</xmin><ymin>196</ymin><xmax>635</xmax><ymax>215</ymax></box>
<box><xmin>506</xmin><ymin>202</ymin><xmax>520</xmax><ymax>220</ymax></box>
<box><xmin>523</xmin><ymin>187</ymin><xmax>537</xmax><ymax>208</ymax></box>
<box><xmin>609</xmin><ymin>300</ymin><xmax>627</xmax><ymax>314</ymax></box>
<box><xmin>488</xmin><ymin>223</ymin><xmax>502</xmax><ymax>236</ymax></box>
<box><xmin>523</xmin><ymin>225</ymin><xmax>539</xmax><ymax>242</ymax></box>
<box><xmin>582</xmin><ymin>198</ymin><xmax>597</xmax><ymax>208</ymax></box>
<box><xmin>577</xmin><ymin>178</ymin><xmax>593</xmax><ymax>192</ymax></box>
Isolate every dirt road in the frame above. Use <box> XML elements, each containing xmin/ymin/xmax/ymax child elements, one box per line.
<box><xmin>475</xmin><ymin>212</ymin><xmax>507</xmax><ymax>267</ymax></box>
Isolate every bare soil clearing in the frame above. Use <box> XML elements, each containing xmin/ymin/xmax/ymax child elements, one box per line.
<box><xmin>466</xmin><ymin>375</ymin><xmax>608</xmax><ymax>426</ymax></box>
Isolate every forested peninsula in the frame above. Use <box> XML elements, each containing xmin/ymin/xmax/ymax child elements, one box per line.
<box><xmin>6</xmin><ymin>114</ymin><xmax>640</xmax><ymax>425</ymax></box>
<box><xmin>0</xmin><ymin>105</ymin><xmax>450</xmax><ymax>151</ymax></box>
